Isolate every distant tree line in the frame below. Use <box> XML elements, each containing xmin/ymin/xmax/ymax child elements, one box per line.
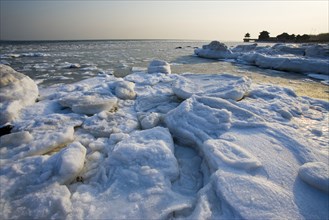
<box><xmin>244</xmin><ymin>31</ymin><xmax>329</xmax><ymax>43</ymax></box>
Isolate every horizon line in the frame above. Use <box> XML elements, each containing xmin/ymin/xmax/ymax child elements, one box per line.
<box><xmin>0</xmin><ymin>38</ymin><xmax>243</xmax><ymax>43</ymax></box>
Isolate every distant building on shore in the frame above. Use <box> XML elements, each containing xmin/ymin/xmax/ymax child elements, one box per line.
<box><xmin>243</xmin><ymin>31</ymin><xmax>329</xmax><ymax>43</ymax></box>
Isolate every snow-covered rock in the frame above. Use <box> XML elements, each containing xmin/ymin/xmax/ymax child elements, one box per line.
<box><xmin>0</xmin><ymin>65</ymin><xmax>38</xmax><ymax>125</ymax></box>
<box><xmin>147</xmin><ymin>59</ymin><xmax>171</xmax><ymax>74</ymax></box>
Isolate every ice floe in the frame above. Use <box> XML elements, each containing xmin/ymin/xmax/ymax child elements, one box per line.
<box><xmin>0</xmin><ymin>62</ymin><xmax>328</xmax><ymax>219</ymax></box>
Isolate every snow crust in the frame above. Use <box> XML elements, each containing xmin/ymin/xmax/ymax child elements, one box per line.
<box><xmin>195</xmin><ymin>41</ymin><xmax>329</xmax><ymax>76</ymax></box>
<box><xmin>0</xmin><ymin>63</ymin><xmax>328</xmax><ymax>219</ymax></box>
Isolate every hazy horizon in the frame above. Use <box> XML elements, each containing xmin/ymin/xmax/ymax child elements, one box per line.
<box><xmin>1</xmin><ymin>0</ymin><xmax>328</xmax><ymax>41</ymax></box>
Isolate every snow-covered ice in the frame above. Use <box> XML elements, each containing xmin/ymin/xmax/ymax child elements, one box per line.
<box><xmin>0</xmin><ymin>61</ymin><xmax>328</xmax><ymax>219</ymax></box>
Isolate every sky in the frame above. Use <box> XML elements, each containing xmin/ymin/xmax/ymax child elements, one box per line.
<box><xmin>0</xmin><ymin>0</ymin><xmax>328</xmax><ymax>41</ymax></box>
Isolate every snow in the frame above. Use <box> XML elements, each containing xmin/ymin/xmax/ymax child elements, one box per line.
<box><xmin>0</xmin><ymin>62</ymin><xmax>328</xmax><ymax>219</ymax></box>
<box><xmin>195</xmin><ymin>41</ymin><xmax>329</xmax><ymax>75</ymax></box>
<box><xmin>0</xmin><ymin>64</ymin><xmax>39</xmax><ymax>126</ymax></box>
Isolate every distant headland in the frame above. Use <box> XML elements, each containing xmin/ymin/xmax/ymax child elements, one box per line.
<box><xmin>243</xmin><ymin>31</ymin><xmax>329</xmax><ymax>43</ymax></box>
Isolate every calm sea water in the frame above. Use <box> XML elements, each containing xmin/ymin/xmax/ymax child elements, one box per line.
<box><xmin>1</xmin><ymin>40</ymin><xmax>328</xmax><ymax>99</ymax></box>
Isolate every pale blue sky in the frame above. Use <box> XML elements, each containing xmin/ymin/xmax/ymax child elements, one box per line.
<box><xmin>0</xmin><ymin>0</ymin><xmax>328</xmax><ymax>41</ymax></box>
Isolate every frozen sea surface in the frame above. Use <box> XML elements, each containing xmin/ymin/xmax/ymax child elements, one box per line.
<box><xmin>0</xmin><ymin>63</ymin><xmax>328</xmax><ymax>219</ymax></box>
<box><xmin>1</xmin><ymin>40</ymin><xmax>328</xmax><ymax>100</ymax></box>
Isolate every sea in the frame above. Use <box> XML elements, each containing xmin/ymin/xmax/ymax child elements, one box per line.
<box><xmin>0</xmin><ymin>40</ymin><xmax>328</xmax><ymax>99</ymax></box>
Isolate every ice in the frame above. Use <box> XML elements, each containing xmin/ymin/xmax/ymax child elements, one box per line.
<box><xmin>242</xmin><ymin>53</ymin><xmax>329</xmax><ymax>75</ymax></box>
<box><xmin>147</xmin><ymin>59</ymin><xmax>171</xmax><ymax>74</ymax></box>
<box><xmin>126</xmin><ymin>72</ymin><xmax>181</xmax><ymax>114</ymax></box>
<box><xmin>231</xmin><ymin>43</ymin><xmax>258</xmax><ymax>52</ymax></box>
<box><xmin>299</xmin><ymin>162</ymin><xmax>329</xmax><ymax>193</ymax></box>
<box><xmin>308</xmin><ymin>73</ymin><xmax>329</xmax><ymax>81</ymax></box>
<box><xmin>212</xmin><ymin>171</ymin><xmax>302</xmax><ymax>219</ymax></box>
<box><xmin>59</xmin><ymin>93</ymin><xmax>118</xmax><ymax>115</ymax></box>
<box><xmin>1</xmin><ymin>62</ymin><xmax>328</xmax><ymax>219</ymax></box>
<box><xmin>173</xmin><ymin>73</ymin><xmax>251</xmax><ymax>100</ymax></box>
<box><xmin>194</xmin><ymin>41</ymin><xmax>235</xmax><ymax>59</ymax></box>
<box><xmin>69</xmin><ymin>127</ymin><xmax>193</xmax><ymax>219</ymax></box>
<box><xmin>165</xmin><ymin>95</ymin><xmax>262</xmax><ymax>145</ymax></box>
<box><xmin>0</xmin><ymin>65</ymin><xmax>38</xmax><ymax>126</ymax></box>
<box><xmin>203</xmin><ymin>139</ymin><xmax>262</xmax><ymax>172</ymax></box>
<box><xmin>0</xmin><ymin>113</ymin><xmax>83</xmax><ymax>159</ymax></box>
<box><xmin>195</xmin><ymin>42</ymin><xmax>329</xmax><ymax>75</ymax></box>
<box><xmin>114</xmin><ymin>81</ymin><xmax>136</xmax><ymax>100</ymax></box>
<box><xmin>138</xmin><ymin>112</ymin><xmax>162</xmax><ymax>129</ymax></box>
<box><xmin>57</xmin><ymin>76</ymin><xmax>122</xmax><ymax>115</ymax></box>
<box><xmin>305</xmin><ymin>44</ymin><xmax>329</xmax><ymax>58</ymax></box>
<box><xmin>41</xmin><ymin>142</ymin><xmax>87</xmax><ymax>184</ymax></box>
<box><xmin>0</xmin><ymin>142</ymin><xmax>86</xmax><ymax>219</ymax></box>
<box><xmin>82</xmin><ymin>107</ymin><xmax>139</xmax><ymax>138</ymax></box>
<box><xmin>0</xmin><ymin>52</ymin><xmax>50</xmax><ymax>58</ymax></box>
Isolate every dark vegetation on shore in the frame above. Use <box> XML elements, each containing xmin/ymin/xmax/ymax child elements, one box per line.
<box><xmin>244</xmin><ymin>31</ymin><xmax>329</xmax><ymax>43</ymax></box>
